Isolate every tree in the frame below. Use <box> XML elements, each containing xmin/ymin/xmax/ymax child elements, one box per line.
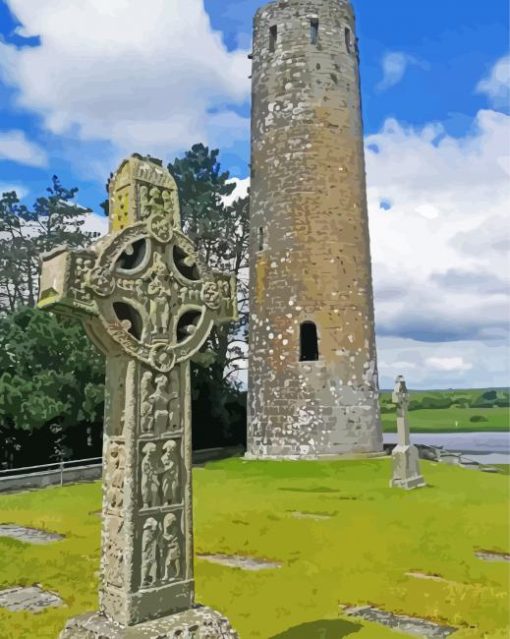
<box><xmin>0</xmin><ymin>307</ymin><xmax>105</xmax><ymax>468</ymax></box>
<box><xmin>0</xmin><ymin>177</ymin><xmax>100</xmax><ymax>312</ymax></box>
<box><xmin>0</xmin><ymin>191</ymin><xmax>32</xmax><ymax>312</ymax></box>
<box><xmin>168</xmin><ymin>144</ymin><xmax>250</xmax><ymax>384</ymax></box>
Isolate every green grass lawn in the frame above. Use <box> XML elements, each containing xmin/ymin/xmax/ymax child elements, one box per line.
<box><xmin>381</xmin><ymin>406</ymin><xmax>509</xmax><ymax>433</ymax></box>
<box><xmin>0</xmin><ymin>459</ymin><xmax>509</xmax><ymax>638</ymax></box>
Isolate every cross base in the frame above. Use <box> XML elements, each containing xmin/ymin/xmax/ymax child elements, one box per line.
<box><xmin>390</xmin><ymin>474</ymin><xmax>427</xmax><ymax>490</ymax></box>
<box><xmin>59</xmin><ymin>607</ymin><xmax>239</xmax><ymax>638</ymax></box>
<box><xmin>390</xmin><ymin>444</ymin><xmax>427</xmax><ymax>490</ymax></box>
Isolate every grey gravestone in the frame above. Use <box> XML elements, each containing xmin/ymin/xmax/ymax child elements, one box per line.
<box><xmin>390</xmin><ymin>376</ymin><xmax>426</xmax><ymax>490</ymax></box>
<box><xmin>344</xmin><ymin>605</ymin><xmax>457</xmax><ymax>638</ymax></box>
<box><xmin>198</xmin><ymin>554</ymin><xmax>282</xmax><ymax>571</ymax></box>
<box><xmin>38</xmin><ymin>155</ymin><xmax>239</xmax><ymax>638</ymax></box>
<box><xmin>0</xmin><ymin>586</ymin><xmax>63</xmax><ymax>612</ymax></box>
<box><xmin>475</xmin><ymin>550</ymin><xmax>510</xmax><ymax>562</ymax></box>
<box><xmin>0</xmin><ymin>524</ymin><xmax>63</xmax><ymax>544</ymax></box>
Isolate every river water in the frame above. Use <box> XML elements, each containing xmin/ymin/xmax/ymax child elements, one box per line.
<box><xmin>383</xmin><ymin>431</ymin><xmax>510</xmax><ymax>465</ymax></box>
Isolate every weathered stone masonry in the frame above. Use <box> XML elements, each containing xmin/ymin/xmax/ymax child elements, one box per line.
<box><xmin>247</xmin><ymin>0</ymin><xmax>383</xmax><ymax>458</ymax></box>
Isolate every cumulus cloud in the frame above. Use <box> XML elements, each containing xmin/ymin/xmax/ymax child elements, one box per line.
<box><xmin>223</xmin><ymin>177</ymin><xmax>250</xmax><ymax>206</ymax></box>
<box><xmin>0</xmin><ymin>0</ymin><xmax>250</xmax><ymax>160</ymax></box>
<box><xmin>425</xmin><ymin>357</ymin><xmax>473</xmax><ymax>373</ymax></box>
<box><xmin>377</xmin><ymin>337</ymin><xmax>506</xmax><ymax>389</ymax></box>
<box><xmin>476</xmin><ymin>54</ymin><xmax>510</xmax><ymax>109</ymax></box>
<box><xmin>0</xmin><ymin>130</ymin><xmax>48</xmax><ymax>167</ymax></box>
<box><xmin>0</xmin><ymin>182</ymin><xmax>28</xmax><ymax>198</ymax></box>
<box><xmin>376</xmin><ymin>51</ymin><xmax>428</xmax><ymax>92</ymax></box>
<box><xmin>80</xmin><ymin>213</ymin><xmax>109</xmax><ymax>238</ymax></box>
<box><xmin>366</xmin><ymin>107</ymin><xmax>510</xmax><ymax>386</ymax></box>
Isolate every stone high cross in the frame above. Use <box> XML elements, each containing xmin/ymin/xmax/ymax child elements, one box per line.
<box><xmin>392</xmin><ymin>375</ymin><xmax>410</xmax><ymax>447</ymax></box>
<box><xmin>38</xmin><ymin>155</ymin><xmax>239</xmax><ymax>638</ymax></box>
<box><xmin>390</xmin><ymin>375</ymin><xmax>426</xmax><ymax>491</ymax></box>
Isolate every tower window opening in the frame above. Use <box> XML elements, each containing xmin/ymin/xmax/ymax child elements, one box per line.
<box><xmin>310</xmin><ymin>19</ymin><xmax>319</xmax><ymax>45</ymax></box>
<box><xmin>257</xmin><ymin>227</ymin><xmax>264</xmax><ymax>251</ymax></box>
<box><xmin>345</xmin><ymin>27</ymin><xmax>353</xmax><ymax>53</ymax></box>
<box><xmin>269</xmin><ymin>25</ymin><xmax>277</xmax><ymax>52</ymax></box>
<box><xmin>300</xmin><ymin>321</ymin><xmax>319</xmax><ymax>362</ymax></box>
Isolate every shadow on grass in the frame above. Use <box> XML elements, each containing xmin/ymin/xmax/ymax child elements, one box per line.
<box><xmin>269</xmin><ymin>619</ymin><xmax>362</xmax><ymax>638</ymax></box>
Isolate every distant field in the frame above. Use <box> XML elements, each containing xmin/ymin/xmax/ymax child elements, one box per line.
<box><xmin>0</xmin><ymin>459</ymin><xmax>508</xmax><ymax>639</ymax></box>
<box><xmin>379</xmin><ymin>388</ymin><xmax>509</xmax><ymax>432</ymax></box>
<box><xmin>379</xmin><ymin>388</ymin><xmax>509</xmax><ymax>405</ymax></box>
<box><xmin>381</xmin><ymin>407</ymin><xmax>509</xmax><ymax>433</ymax></box>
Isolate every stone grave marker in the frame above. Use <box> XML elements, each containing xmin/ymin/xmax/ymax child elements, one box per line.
<box><xmin>0</xmin><ymin>586</ymin><xmax>63</xmax><ymax>613</ymax></box>
<box><xmin>38</xmin><ymin>154</ymin><xmax>239</xmax><ymax>638</ymax></box>
<box><xmin>390</xmin><ymin>375</ymin><xmax>426</xmax><ymax>490</ymax></box>
<box><xmin>0</xmin><ymin>524</ymin><xmax>63</xmax><ymax>544</ymax></box>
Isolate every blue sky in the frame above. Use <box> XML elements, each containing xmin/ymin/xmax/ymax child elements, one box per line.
<box><xmin>0</xmin><ymin>0</ymin><xmax>507</xmax><ymax>208</ymax></box>
<box><xmin>0</xmin><ymin>0</ymin><xmax>509</xmax><ymax>388</ymax></box>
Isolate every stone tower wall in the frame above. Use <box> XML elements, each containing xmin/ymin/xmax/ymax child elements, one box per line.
<box><xmin>247</xmin><ymin>0</ymin><xmax>383</xmax><ymax>457</ymax></box>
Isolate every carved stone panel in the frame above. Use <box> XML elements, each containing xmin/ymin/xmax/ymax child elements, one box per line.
<box><xmin>71</xmin><ymin>254</ymin><xmax>96</xmax><ymax>308</ymax></box>
<box><xmin>139</xmin><ymin>511</ymin><xmax>183</xmax><ymax>590</ymax></box>
<box><xmin>139</xmin><ymin>367</ymin><xmax>182</xmax><ymax>436</ymax></box>
<box><xmin>102</xmin><ymin>515</ymin><xmax>125</xmax><ymax>589</ymax></box>
<box><xmin>168</xmin><ymin>366</ymin><xmax>181</xmax><ymax>433</ymax></box>
<box><xmin>161</xmin><ymin>440</ymin><xmax>180</xmax><ymax>507</ymax></box>
<box><xmin>104</xmin><ymin>441</ymin><xmax>125</xmax><ymax>515</ymax></box>
<box><xmin>105</xmin><ymin>357</ymin><xmax>129</xmax><ymax>438</ymax></box>
<box><xmin>139</xmin><ymin>438</ymin><xmax>182</xmax><ymax>510</ymax></box>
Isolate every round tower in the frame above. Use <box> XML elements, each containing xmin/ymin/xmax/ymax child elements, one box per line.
<box><xmin>247</xmin><ymin>0</ymin><xmax>383</xmax><ymax>458</ymax></box>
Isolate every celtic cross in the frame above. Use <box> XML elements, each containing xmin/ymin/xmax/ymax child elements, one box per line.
<box><xmin>38</xmin><ymin>155</ymin><xmax>237</xmax><ymax>630</ymax></box>
<box><xmin>392</xmin><ymin>375</ymin><xmax>410</xmax><ymax>447</ymax></box>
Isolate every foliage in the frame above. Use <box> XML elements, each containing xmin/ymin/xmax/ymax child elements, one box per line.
<box><xmin>380</xmin><ymin>388</ymin><xmax>510</xmax><ymax>412</ymax></box>
<box><xmin>0</xmin><ymin>459</ymin><xmax>508</xmax><ymax>638</ymax></box>
<box><xmin>166</xmin><ymin>144</ymin><xmax>249</xmax><ymax>447</ymax></box>
<box><xmin>0</xmin><ymin>178</ymin><xmax>100</xmax><ymax>312</ymax></box>
<box><xmin>191</xmin><ymin>362</ymin><xmax>246</xmax><ymax>450</ymax></box>
<box><xmin>168</xmin><ymin>143</ymin><xmax>250</xmax><ymax>384</ymax></box>
<box><xmin>0</xmin><ymin>162</ymin><xmax>248</xmax><ymax>465</ymax></box>
<box><xmin>381</xmin><ymin>406</ymin><xmax>509</xmax><ymax>433</ymax></box>
<box><xmin>0</xmin><ymin>307</ymin><xmax>105</xmax><ymax>467</ymax></box>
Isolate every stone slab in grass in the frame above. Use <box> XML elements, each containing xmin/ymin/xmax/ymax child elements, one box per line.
<box><xmin>344</xmin><ymin>605</ymin><xmax>457</xmax><ymax>638</ymax></box>
<box><xmin>290</xmin><ymin>511</ymin><xmax>333</xmax><ymax>521</ymax></box>
<box><xmin>0</xmin><ymin>586</ymin><xmax>63</xmax><ymax>612</ymax></box>
<box><xmin>0</xmin><ymin>524</ymin><xmax>63</xmax><ymax>544</ymax></box>
<box><xmin>198</xmin><ymin>553</ymin><xmax>282</xmax><ymax>571</ymax></box>
<box><xmin>406</xmin><ymin>572</ymin><xmax>456</xmax><ymax>585</ymax></box>
<box><xmin>476</xmin><ymin>550</ymin><xmax>510</xmax><ymax>562</ymax></box>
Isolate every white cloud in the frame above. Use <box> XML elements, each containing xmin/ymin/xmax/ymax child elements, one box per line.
<box><xmin>366</xmin><ymin>107</ymin><xmax>510</xmax><ymax>387</ymax></box>
<box><xmin>476</xmin><ymin>54</ymin><xmax>510</xmax><ymax>109</ymax></box>
<box><xmin>425</xmin><ymin>357</ymin><xmax>473</xmax><ymax>372</ymax></box>
<box><xmin>0</xmin><ymin>130</ymin><xmax>48</xmax><ymax>167</ymax></box>
<box><xmin>81</xmin><ymin>213</ymin><xmax>109</xmax><ymax>238</ymax></box>
<box><xmin>376</xmin><ymin>51</ymin><xmax>428</xmax><ymax>92</ymax></box>
<box><xmin>223</xmin><ymin>177</ymin><xmax>250</xmax><ymax>206</ymax></box>
<box><xmin>0</xmin><ymin>0</ymin><xmax>250</xmax><ymax>160</ymax></box>
<box><xmin>377</xmin><ymin>337</ymin><xmax>506</xmax><ymax>389</ymax></box>
<box><xmin>0</xmin><ymin>182</ymin><xmax>28</xmax><ymax>199</ymax></box>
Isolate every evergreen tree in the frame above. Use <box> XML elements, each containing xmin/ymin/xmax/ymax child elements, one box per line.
<box><xmin>0</xmin><ymin>177</ymin><xmax>100</xmax><ymax>312</ymax></box>
<box><xmin>168</xmin><ymin>143</ymin><xmax>250</xmax><ymax>383</ymax></box>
